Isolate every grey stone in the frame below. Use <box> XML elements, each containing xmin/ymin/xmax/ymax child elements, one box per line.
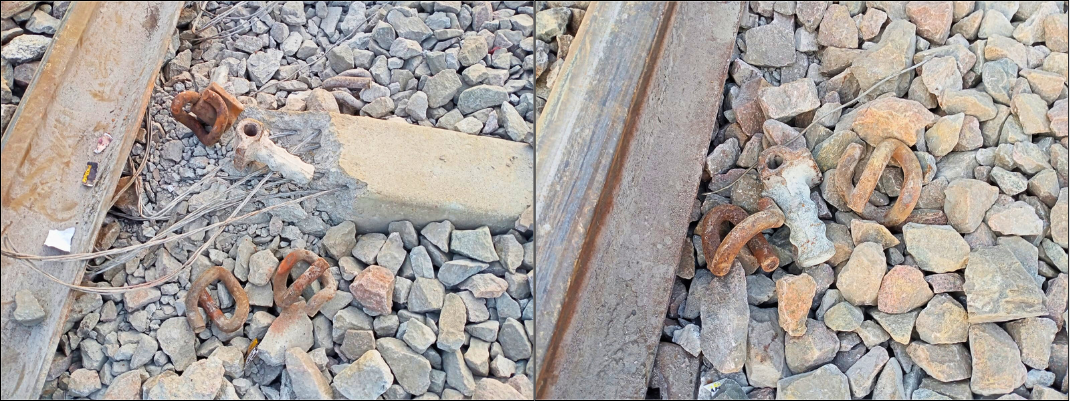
<box><xmin>906</xmin><ymin>342</ymin><xmax>972</xmax><ymax>382</ymax></box>
<box><xmin>12</xmin><ymin>289</ymin><xmax>45</xmax><ymax>326</ymax></box>
<box><xmin>969</xmin><ymin>323</ymin><xmax>1027</xmax><ymax>395</ymax></box>
<box><xmin>333</xmin><ymin>350</ymin><xmax>393</xmax><ymax>399</ymax></box>
<box><xmin>845</xmin><ymin>346</ymin><xmax>889</xmax><ymax>398</ymax></box>
<box><xmin>285</xmin><ymin>348</ymin><xmax>333</xmax><ymax>399</ymax></box>
<box><xmin>378</xmin><ymin>337</ymin><xmax>432</xmax><ymax>396</ymax></box>
<box><xmin>425</xmin><ymin>70</ymin><xmax>463</xmax><ymax>108</ymax></box>
<box><xmin>456</xmin><ymin>85</ymin><xmax>509</xmax><ymax>115</ymax></box>
<box><xmin>1005</xmin><ymin>317</ymin><xmax>1058</xmax><ymax>370</ymax></box>
<box><xmin>409</xmin><ymin>277</ymin><xmax>445</xmax><ymax>313</ymax></box>
<box><xmin>498</xmin><ymin>318</ymin><xmax>531</xmax><ymax>361</ymax></box>
<box><xmin>785</xmin><ymin>319</ymin><xmax>838</xmax><ymax>374</ymax></box>
<box><xmin>247</xmin><ymin>49</ymin><xmax>282</xmax><ymax>87</ymax></box>
<box><xmin>701</xmin><ymin>263</ymin><xmax>749</xmax><ymax>372</ymax></box>
<box><xmin>1</xmin><ymin>34</ymin><xmax>51</xmax><ymax>63</ymax></box>
<box><xmin>442</xmin><ymin>350</ymin><xmax>476</xmax><ymax>396</ymax></box>
<box><xmin>437</xmin><ymin>293</ymin><xmax>467</xmax><ymax>352</ymax></box>
<box><xmin>964</xmin><ymin>245</ymin><xmax>1046</xmax><ymax>323</ymax></box>
<box><xmin>776</xmin><ymin>364</ymin><xmax>851</xmax><ymax>399</ymax></box>
<box><xmin>438</xmin><ymin>259</ymin><xmax>489</xmax><ymax>288</ymax></box>
<box><xmin>158</xmin><ymin>317</ymin><xmax>196</xmax><ymax>371</ymax></box>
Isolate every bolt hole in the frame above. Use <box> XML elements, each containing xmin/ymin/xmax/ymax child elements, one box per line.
<box><xmin>243</xmin><ymin>123</ymin><xmax>260</xmax><ymax>137</ymax></box>
<box><xmin>766</xmin><ymin>154</ymin><xmax>784</xmax><ymax>170</ymax></box>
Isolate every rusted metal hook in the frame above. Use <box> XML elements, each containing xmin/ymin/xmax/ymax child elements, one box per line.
<box><xmin>834</xmin><ymin>138</ymin><xmax>922</xmax><ymax>227</ymax></box>
<box><xmin>273</xmin><ymin>249</ymin><xmax>337</xmax><ymax>317</ymax></box>
<box><xmin>170</xmin><ymin>82</ymin><xmax>244</xmax><ymax>146</ymax></box>
<box><xmin>698</xmin><ymin>198</ymin><xmax>786</xmax><ymax>276</ymax></box>
<box><xmin>186</xmin><ymin>266</ymin><xmax>250</xmax><ymax>334</ymax></box>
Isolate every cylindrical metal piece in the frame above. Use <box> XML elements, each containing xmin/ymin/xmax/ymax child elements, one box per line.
<box><xmin>698</xmin><ymin>197</ymin><xmax>786</xmax><ymax>276</ymax></box>
<box><xmin>759</xmin><ymin>146</ymin><xmax>835</xmax><ymax>267</ymax></box>
<box><xmin>834</xmin><ymin>138</ymin><xmax>922</xmax><ymax>227</ymax></box>
<box><xmin>186</xmin><ymin>266</ymin><xmax>250</xmax><ymax>334</ymax></box>
<box><xmin>233</xmin><ymin>118</ymin><xmax>316</xmax><ymax>185</ymax></box>
<box><xmin>273</xmin><ymin>249</ymin><xmax>337</xmax><ymax>317</ymax></box>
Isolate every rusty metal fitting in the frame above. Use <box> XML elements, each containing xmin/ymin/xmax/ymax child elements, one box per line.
<box><xmin>170</xmin><ymin>82</ymin><xmax>244</xmax><ymax>146</ymax></box>
<box><xmin>698</xmin><ymin>197</ymin><xmax>786</xmax><ymax>276</ymax></box>
<box><xmin>758</xmin><ymin>145</ymin><xmax>835</xmax><ymax>268</ymax></box>
<box><xmin>273</xmin><ymin>249</ymin><xmax>337</xmax><ymax>317</ymax></box>
<box><xmin>833</xmin><ymin>138</ymin><xmax>922</xmax><ymax>227</ymax></box>
<box><xmin>186</xmin><ymin>266</ymin><xmax>250</xmax><ymax>334</ymax></box>
<box><xmin>233</xmin><ymin>118</ymin><xmax>316</xmax><ymax>185</ymax></box>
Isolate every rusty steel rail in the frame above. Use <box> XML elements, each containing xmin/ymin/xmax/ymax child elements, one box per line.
<box><xmin>834</xmin><ymin>139</ymin><xmax>923</xmax><ymax>227</ymax></box>
<box><xmin>534</xmin><ymin>2</ymin><xmax>743</xmax><ymax>398</ymax></box>
<box><xmin>0</xmin><ymin>3</ymin><xmax>182</xmax><ymax>398</ymax></box>
<box><xmin>186</xmin><ymin>266</ymin><xmax>250</xmax><ymax>334</ymax></box>
<box><xmin>699</xmin><ymin>198</ymin><xmax>785</xmax><ymax>276</ymax></box>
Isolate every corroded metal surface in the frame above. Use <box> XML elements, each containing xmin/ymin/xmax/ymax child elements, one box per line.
<box><xmin>699</xmin><ymin>197</ymin><xmax>785</xmax><ymax>276</ymax></box>
<box><xmin>233</xmin><ymin>117</ymin><xmax>315</xmax><ymax>184</ymax></box>
<box><xmin>186</xmin><ymin>266</ymin><xmax>250</xmax><ymax>334</ymax></box>
<box><xmin>834</xmin><ymin>139</ymin><xmax>922</xmax><ymax>227</ymax></box>
<box><xmin>273</xmin><ymin>249</ymin><xmax>336</xmax><ymax>318</ymax></box>
<box><xmin>0</xmin><ymin>3</ymin><xmax>182</xmax><ymax>399</ymax></box>
<box><xmin>170</xmin><ymin>82</ymin><xmax>244</xmax><ymax>146</ymax></box>
<box><xmin>758</xmin><ymin>145</ymin><xmax>835</xmax><ymax>268</ymax></box>
<box><xmin>534</xmin><ymin>2</ymin><xmax>743</xmax><ymax>398</ymax></box>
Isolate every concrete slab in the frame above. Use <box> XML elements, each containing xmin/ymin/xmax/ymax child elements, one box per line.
<box><xmin>237</xmin><ymin>108</ymin><xmax>532</xmax><ymax>234</ymax></box>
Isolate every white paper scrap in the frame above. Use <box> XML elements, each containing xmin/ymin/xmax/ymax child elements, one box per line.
<box><xmin>44</xmin><ymin>227</ymin><xmax>76</xmax><ymax>253</ymax></box>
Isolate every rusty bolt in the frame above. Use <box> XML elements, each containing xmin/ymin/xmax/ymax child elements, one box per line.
<box><xmin>170</xmin><ymin>82</ymin><xmax>244</xmax><ymax>146</ymax></box>
<box><xmin>273</xmin><ymin>249</ymin><xmax>337</xmax><ymax>317</ymax></box>
<box><xmin>834</xmin><ymin>138</ymin><xmax>922</xmax><ymax>227</ymax></box>
<box><xmin>698</xmin><ymin>197</ymin><xmax>786</xmax><ymax>276</ymax></box>
<box><xmin>186</xmin><ymin>266</ymin><xmax>250</xmax><ymax>334</ymax></box>
<box><xmin>758</xmin><ymin>146</ymin><xmax>835</xmax><ymax>268</ymax></box>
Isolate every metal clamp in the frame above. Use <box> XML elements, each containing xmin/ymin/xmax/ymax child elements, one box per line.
<box><xmin>698</xmin><ymin>197</ymin><xmax>785</xmax><ymax>276</ymax></box>
<box><xmin>834</xmin><ymin>138</ymin><xmax>922</xmax><ymax>227</ymax></box>
<box><xmin>186</xmin><ymin>266</ymin><xmax>250</xmax><ymax>334</ymax></box>
<box><xmin>170</xmin><ymin>82</ymin><xmax>244</xmax><ymax>146</ymax></box>
<box><xmin>273</xmin><ymin>249</ymin><xmax>337</xmax><ymax>317</ymax></box>
<box><xmin>759</xmin><ymin>146</ymin><xmax>835</xmax><ymax>268</ymax></box>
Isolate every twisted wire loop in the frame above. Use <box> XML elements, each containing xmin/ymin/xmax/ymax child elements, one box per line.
<box><xmin>834</xmin><ymin>138</ymin><xmax>922</xmax><ymax>227</ymax></box>
<box><xmin>186</xmin><ymin>266</ymin><xmax>250</xmax><ymax>334</ymax></box>
<box><xmin>698</xmin><ymin>197</ymin><xmax>785</xmax><ymax>276</ymax></box>
<box><xmin>273</xmin><ymin>249</ymin><xmax>337</xmax><ymax>317</ymax></box>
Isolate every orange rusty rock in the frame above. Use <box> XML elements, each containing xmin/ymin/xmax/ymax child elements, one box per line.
<box><xmin>698</xmin><ymin>198</ymin><xmax>785</xmax><ymax>276</ymax></box>
<box><xmin>834</xmin><ymin>138</ymin><xmax>922</xmax><ymax>227</ymax></box>
<box><xmin>273</xmin><ymin>249</ymin><xmax>337</xmax><ymax>317</ymax></box>
<box><xmin>349</xmin><ymin>265</ymin><xmax>395</xmax><ymax>315</ymax></box>
<box><xmin>186</xmin><ymin>266</ymin><xmax>250</xmax><ymax>334</ymax></box>
<box><xmin>170</xmin><ymin>82</ymin><xmax>244</xmax><ymax>146</ymax></box>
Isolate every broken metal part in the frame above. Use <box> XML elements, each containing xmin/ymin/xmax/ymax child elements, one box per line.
<box><xmin>186</xmin><ymin>266</ymin><xmax>250</xmax><ymax>334</ymax></box>
<box><xmin>758</xmin><ymin>145</ymin><xmax>836</xmax><ymax>268</ymax></box>
<box><xmin>170</xmin><ymin>82</ymin><xmax>244</xmax><ymax>146</ymax></box>
<box><xmin>834</xmin><ymin>138</ymin><xmax>922</xmax><ymax>227</ymax></box>
<box><xmin>698</xmin><ymin>197</ymin><xmax>785</xmax><ymax>276</ymax></box>
<box><xmin>233</xmin><ymin>118</ymin><xmax>315</xmax><ymax>185</ymax></box>
<box><xmin>272</xmin><ymin>249</ymin><xmax>337</xmax><ymax>317</ymax></box>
